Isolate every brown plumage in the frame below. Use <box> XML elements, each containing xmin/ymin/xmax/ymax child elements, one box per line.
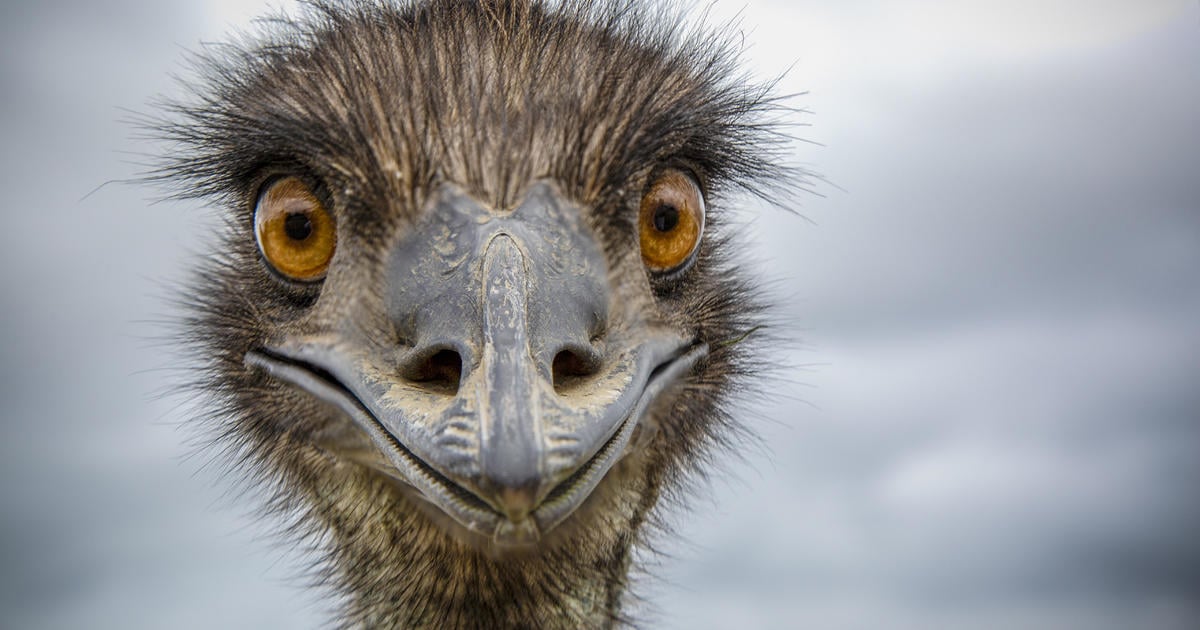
<box><xmin>151</xmin><ymin>0</ymin><xmax>799</xmax><ymax>626</ymax></box>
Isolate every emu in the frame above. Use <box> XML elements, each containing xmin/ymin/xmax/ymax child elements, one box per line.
<box><xmin>153</xmin><ymin>0</ymin><xmax>796</xmax><ymax>626</ymax></box>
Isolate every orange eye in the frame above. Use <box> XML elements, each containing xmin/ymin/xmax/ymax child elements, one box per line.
<box><xmin>254</xmin><ymin>176</ymin><xmax>336</xmax><ymax>281</ymax></box>
<box><xmin>639</xmin><ymin>169</ymin><xmax>705</xmax><ymax>272</ymax></box>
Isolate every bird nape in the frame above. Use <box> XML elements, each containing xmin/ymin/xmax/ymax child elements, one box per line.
<box><xmin>151</xmin><ymin>0</ymin><xmax>797</xmax><ymax>627</ymax></box>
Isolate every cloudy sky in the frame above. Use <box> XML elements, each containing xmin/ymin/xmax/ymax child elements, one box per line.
<box><xmin>2</xmin><ymin>1</ymin><xmax>1198</xmax><ymax>628</ymax></box>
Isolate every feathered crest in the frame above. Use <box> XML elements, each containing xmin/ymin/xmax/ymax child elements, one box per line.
<box><xmin>146</xmin><ymin>0</ymin><xmax>805</xmax><ymax>215</ymax></box>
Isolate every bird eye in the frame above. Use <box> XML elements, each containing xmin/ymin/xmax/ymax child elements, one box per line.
<box><xmin>639</xmin><ymin>169</ymin><xmax>705</xmax><ymax>273</ymax></box>
<box><xmin>254</xmin><ymin>176</ymin><xmax>336</xmax><ymax>281</ymax></box>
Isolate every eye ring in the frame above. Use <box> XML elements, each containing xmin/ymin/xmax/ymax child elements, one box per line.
<box><xmin>638</xmin><ymin>169</ymin><xmax>705</xmax><ymax>273</ymax></box>
<box><xmin>253</xmin><ymin>176</ymin><xmax>336</xmax><ymax>282</ymax></box>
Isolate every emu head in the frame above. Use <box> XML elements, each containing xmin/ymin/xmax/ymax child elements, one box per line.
<box><xmin>156</xmin><ymin>0</ymin><xmax>793</xmax><ymax>624</ymax></box>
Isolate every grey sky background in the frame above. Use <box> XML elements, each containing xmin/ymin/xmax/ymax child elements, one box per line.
<box><xmin>2</xmin><ymin>1</ymin><xmax>1198</xmax><ymax>628</ymax></box>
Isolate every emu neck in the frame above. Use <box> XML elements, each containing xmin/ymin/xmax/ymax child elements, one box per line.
<box><xmin>309</xmin><ymin>466</ymin><xmax>640</xmax><ymax>628</ymax></box>
<box><xmin>348</xmin><ymin>530</ymin><xmax>630</xmax><ymax>628</ymax></box>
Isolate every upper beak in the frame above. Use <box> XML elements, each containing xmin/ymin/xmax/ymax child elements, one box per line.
<box><xmin>246</xmin><ymin>182</ymin><xmax>706</xmax><ymax>548</ymax></box>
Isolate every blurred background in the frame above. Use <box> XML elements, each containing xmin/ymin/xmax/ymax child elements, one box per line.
<box><xmin>2</xmin><ymin>1</ymin><xmax>1198</xmax><ymax>628</ymax></box>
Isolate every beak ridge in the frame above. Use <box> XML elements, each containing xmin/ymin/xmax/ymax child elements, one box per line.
<box><xmin>476</xmin><ymin>233</ymin><xmax>546</xmax><ymax>515</ymax></box>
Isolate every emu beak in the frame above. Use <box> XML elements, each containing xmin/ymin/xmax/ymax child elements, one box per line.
<box><xmin>246</xmin><ymin>182</ymin><xmax>706</xmax><ymax>549</ymax></box>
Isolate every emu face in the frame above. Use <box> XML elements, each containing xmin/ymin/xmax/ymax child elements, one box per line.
<box><xmin>159</xmin><ymin>0</ymin><xmax>790</xmax><ymax>623</ymax></box>
<box><xmin>247</xmin><ymin>174</ymin><xmax>708</xmax><ymax>548</ymax></box>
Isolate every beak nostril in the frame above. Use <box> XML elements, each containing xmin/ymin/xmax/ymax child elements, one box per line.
<box><xmin>552</xmin><ymin>346</ymin><xmax>601</xmax><ymax>393</ymax></box>
<box><xmin>403</xmin><ymin>348</ymin><xmax>463</xmax><ymax>395</ymax></box>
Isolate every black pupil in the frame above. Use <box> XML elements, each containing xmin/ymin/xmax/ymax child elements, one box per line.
<box><xmin>652</xmin><ymin>205</ymin><xmax>679</xmax><ymax>233</ymax></box>
<box><xmin>284</xmin><ymin>212</ymin><xmax>313</xmax><ymax>241</ymax></box>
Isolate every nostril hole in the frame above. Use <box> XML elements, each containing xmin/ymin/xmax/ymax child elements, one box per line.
<box><xmin>406</xmin><ymin>348</ymin><xmax>463</xmax><ymax>395</ymax></box>
<box><xmin>553</xmin><ymin>348</ymin><xmax>601</xmax><ymax>393</ymax></box>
